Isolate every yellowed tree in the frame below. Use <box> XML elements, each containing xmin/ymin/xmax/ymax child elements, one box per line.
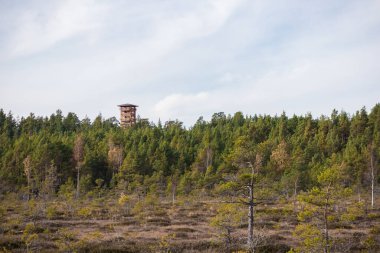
<box><xmin>270</xmin><ymin>140</ymin><xmax>290</xmax><ymax>172</ymax></box>
<box><xmin>108</xmin><ymin>141</ymin><xmax>124</xmax><ymax>181</ymax></box>
<box><xmin>73</xmin><ymin>134</ymin><xmax>85</xmax><ymax>199</ymax></box>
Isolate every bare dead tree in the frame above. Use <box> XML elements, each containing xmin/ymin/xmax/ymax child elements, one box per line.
<box><xmin>369</xmin><ymin>142</ymin><xmax>376</xmax><ymax>209</ymax></box>
<box><xmin>206</xmin><ymin>146</ymin><xmax>213</xmax><ymax>169</ymax></box>
<box><xmin>293</xmin><ymin>174</ymin><xmax>299</xmax><ymax>212</ymax></box>
<box><xmin>73</xmin><ymin>134</ymin><xmax>85</xmax><ymax>199</ymax></box>
<box><xmin>170</xmin><ymin>173</ymin><xmax>179</xmax><ymax>205</ymax></box>
<box><xmin>246</xmin><ymin>155</ymin><xmax>262</xmax><ymax>252</ymax></box>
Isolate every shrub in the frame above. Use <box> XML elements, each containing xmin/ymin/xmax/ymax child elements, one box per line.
<box><xmin>132</xmin><ymin>194</ymin><xmax>158</xmax><ymax>214</ymax></box>
<box><xmin>210</xmin><ymin>203</ymin><xmax>245</xmax><ymax>251</ymax></box>
<box><xmin>58</xmin><ymin>178</ymin><xmax>75</xmax><ymax>200</ymax></box>
<box><xmin>77</xmin><ymin>207</ymin><xmax>92</xmax><ymax>218</ymax></box>
<box><xmin>370</xmin><ymin>226</ymin><xmax>380</xmax><ymax>235</ymax></box>
<box><xmin>0</xmin><ymin>206</ymin><xmax>5</xmax><ymax>219</ymax></box>
<box><xmin>368</xmin><ymin>213</ymin><xmax>380</xmax><ymax>220</ymax></box>
<box><xmin>22</xmin><ymin>223</ymin><xmax>38</xmax><ymax>252</ymax></box>
<box><xmin>56</xmin><ymin>228</ymin><xmax>78</xmax><ymax>252</ymax></box>
<box><xmin>45</xmin><ymin>204</ymin><xmax>58</xmax><ymax>220</ymax></box>
<box><xmin>154</xmin><ymin>233</ymin><xmax>176</xmax><ymax>253</ymax></box>
<box><xmin>341</xmin><ymin>202</ymin><xmax>365</xmax><ymax>222</ymax></box>
<box><xmin>292</xmin><ymin>224</ymin><xmax>323</xmax><ymax>253</ymax></box>
<box><xmin>362</xmin><ymin>236</ymin><xmax>377</xmax><ymax>251</ymax></box>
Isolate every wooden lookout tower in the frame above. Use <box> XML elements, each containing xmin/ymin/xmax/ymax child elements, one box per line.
<box><xmin>118</xmin><ymin>103</ymin><xmax>138</xmax><ymax>127</ymax></box>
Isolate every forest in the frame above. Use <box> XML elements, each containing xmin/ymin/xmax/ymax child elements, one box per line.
<box><xmin>0</xmin><ymin>104</ymin><xmax>379</xmax><ymax>253</ymax></box>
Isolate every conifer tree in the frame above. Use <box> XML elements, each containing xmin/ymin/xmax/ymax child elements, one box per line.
<box><xmin>297</xmin><ymin>165</ymin><xmax>351</xmax><ymax>253</ymax></box>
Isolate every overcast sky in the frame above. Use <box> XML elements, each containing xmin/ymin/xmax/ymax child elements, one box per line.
<box><xmin>0</xmin><ymin>0</ymin><xmax>379</xmax><ymax>126</ymax></box>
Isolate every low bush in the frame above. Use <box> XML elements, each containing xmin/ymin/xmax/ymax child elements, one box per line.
<box><xmin>77</xmin><ymin>207</ymin><xmax>92</xmax><ymax>218</ymax></box>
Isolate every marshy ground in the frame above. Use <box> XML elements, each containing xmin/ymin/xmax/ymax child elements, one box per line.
<box><xmin>0</xmin><ymin>193</ymin><xmax>379</xmax><ymax>252</ymax></box>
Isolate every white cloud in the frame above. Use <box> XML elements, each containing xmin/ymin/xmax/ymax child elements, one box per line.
<box><xmin>151</xmin><ymin>39</ymin><xmax>380</xmax><ymax>125</ymax></box>
<box><xmin>107</xmin><ymin>0</ymin><xmax>245</xmax><ymax>78</ymax></box>
<box><xmin>6</xmin><ymin>0</ymin><xmax>106</xmax><ymax>58</ymax></box>
<box><xmin>154</xmin><ymin>92</ymin><xmax>209</xmax><ymax>121</ymax></box>
<box><xmin>0</xmin><ymin>0</ymin><xmax>379</xmax><ymax>126</ymax></box>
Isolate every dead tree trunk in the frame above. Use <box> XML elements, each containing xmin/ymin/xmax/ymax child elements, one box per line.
<box><xmin>247</xmin><ymin>162</ymin><xmax>255</xmax><ymax>252</ymax></box>
<box><xmin>323</xmin><ymin>206</ymin><xmax>329</xmax><ymax>253</ymax></box>
<box><xmin>172</xmin><ymin>181</ymin><xmax>176</xmax><ymax>205</ymax></box>
<box><xmin>225</xmin><ymin>227</ymin><xmax>233</xmax><ymax>251</ymax></box>
<box><xmin>293</xmin><ymin>176</ymin><xmax>299</xmax><ymax>212</ymax></box>
<box><xmin>23</xmin><ymin>156</ymin><xmax>32</xmax><ymax>201</ymax></box>
<box><xmin>76</xmin><ymin>165</ymin><xmax>80</xmax><ymax>199</ymax></box>
<box><xmin>206</xmin><ymin>147</ymin><xmax>212</xmax><ymax>169</ymax></box>
<box><xmin>323</xmin><ymin>185</ymin><xmax>331</xmax><ymax>253</ymax></box>
<box><xmin>73</xmin><ymin>134</ymin><xmax>84</xmax><ymax>199</ymax></box>
<box><xmin>247</xmin><ymin>185</ymin><xmax>254</xmax><ymax>252</ymax></box>
<box><xmin>370</xmin><ymin>145</ymin><xmax>375</xmax><ymax>209</ymax></box>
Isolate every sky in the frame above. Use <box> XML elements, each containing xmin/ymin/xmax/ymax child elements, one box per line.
<box><xmin>0</xmin><ymin>0</ymin><xmax>379</xmax><ymax>126</ymax></box>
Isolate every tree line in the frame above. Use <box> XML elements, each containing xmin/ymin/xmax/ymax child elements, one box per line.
<box><xmin>0</xmin><ymin>106</ymin><xmax>378</xmax><ymax>201</ymax></box>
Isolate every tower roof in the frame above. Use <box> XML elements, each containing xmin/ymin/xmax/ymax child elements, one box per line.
<box><xmin>118</xmin><ymin>103</ymin><xmax>138</xmax><ymax>107</ymax></box>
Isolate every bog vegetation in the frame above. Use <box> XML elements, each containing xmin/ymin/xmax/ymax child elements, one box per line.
<box><xmin>0</xmin><ymin>105</ymin><xmax>379</xmax><ymax>252</ymax></box>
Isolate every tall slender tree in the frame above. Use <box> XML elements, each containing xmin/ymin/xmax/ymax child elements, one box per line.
<box><xmin>222</xmin><ymin>135</ymin><xmax>264</xmax><ymax>252</ymax></box>
<box><xmin>369</xmin><ymin>142</ymin><xmax>376</xmax><ymax>208</ymax></box>
<box><xmin>73</xmin><ymin>134</ymin><xmax>84</xmax><ymax>199</ymax></box>
<box><xmin>23</xmin><ymin>155</ymin><xmax>32</xmax><ymax>201</ymax></box>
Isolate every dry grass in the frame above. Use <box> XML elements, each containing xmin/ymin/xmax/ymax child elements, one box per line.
<box><xmin>0</xmin><ymin>196</ymin><xmax>379</xmax><ymax>252</ymax></box>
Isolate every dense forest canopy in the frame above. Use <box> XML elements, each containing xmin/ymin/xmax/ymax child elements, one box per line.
<box><xmin>0</xmin><ymin>104</ymin><xmax>379</xmax><ymax>199</ymax></box>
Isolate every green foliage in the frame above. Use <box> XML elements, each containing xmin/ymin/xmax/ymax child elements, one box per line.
<box><xmin>56</xmin><ymin>228</ymin><xmax>78</xmax><ymax>252</ymax></box>
<box><xmin>118</xmin><ymin>192</ymin><xmax>133</xmax><ymax>215</ymax></box>
<box><xmin>215</xmin><ymin>181</ymin><xmax>240</xmax><ymax>194</ymax></box>
<box><xmin>362</xmin><ymin>235</ymin><xmax>377</xmax><ymax>252</ymax></box>
<box><xmin>0</xmin><ymin>206</ymin><xmax>5</xmax><ymax>219</ymax></box>
<box><xmin>155</xmin><ymin>233</ymin><xmax>176</xmax><ymax>253</ymax></box>
<box><xmin>369</xmin><ymin>226</ymin><xmax>380</xmax><ymax>235</ymax></box>
<box><xmin>210</xmin><ymin>203</ymin><xmax>245</xmax><ymax>229</ymax></box>
<box><xmin>292</xmin><ymin>224</ymin><xmax>323</xmax><ymax>253</ymax></box>
<box><xmin>95</xmin><ymin>178</ymin><xmax>104</xmax><ymax>188</ymax></box>
<box><xmin>238</xmin><ymin>173</ymin><xmax>258</xmax><ymax>185</ymax></box>
<box><xmin>79</xmin><ymin>174</ymin><xmax>93</xmax><ymax>194</ymax></box>
<box><xmin>0</xmin><ymin>105</ymin><xmax>379</xmax><ymax>225</ymax></box>
<box><xmin>58</xmin><ymin>178</ymin><xmax>75</xmax><ymax>200</ymax></box>
<box><xmin>22</xmin><ymin>223</ymin><xmax>38</xmax><ymax>252</ymax></box>
<box><xmin>45</xmin><ymin>204</ymin><xmax>58</xmax><ymax>220</ymax></box>
<box><xmin>77</xmin><ymin>207</ymin><xmax>92</xmax><ymax>218</ymax></box>
<box><xmin>118</xmin><ymin>192</ymin><xmax>130</xmax><ymax>206</ymax></box>
<box><xmin>296</xmin><ymin>166</ymin><xmax>352</xmax><ymax>253</ymax></box>
<box><xmin>132</xmin><ymin>194</ymin><xmax>160</xmax><ymax>222</ymax></box>
<box><xmin>210</xmin><ymin>203</ymin><xmax>245</xmax><ymax>250</ymax></box>
<box><xmin>341</xmin><ymin>201</ymin><xmax>365</xmax><ymax>222</ymax></box>
<box><xmin>367</xmin><ymin>212</ymin><xmax>380</xmax><ymax>220</ymax></box>
<box><xmin>297</xmin><ymin>206</ymin><xmax>317</xmax><ymax>222</ymax></box>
